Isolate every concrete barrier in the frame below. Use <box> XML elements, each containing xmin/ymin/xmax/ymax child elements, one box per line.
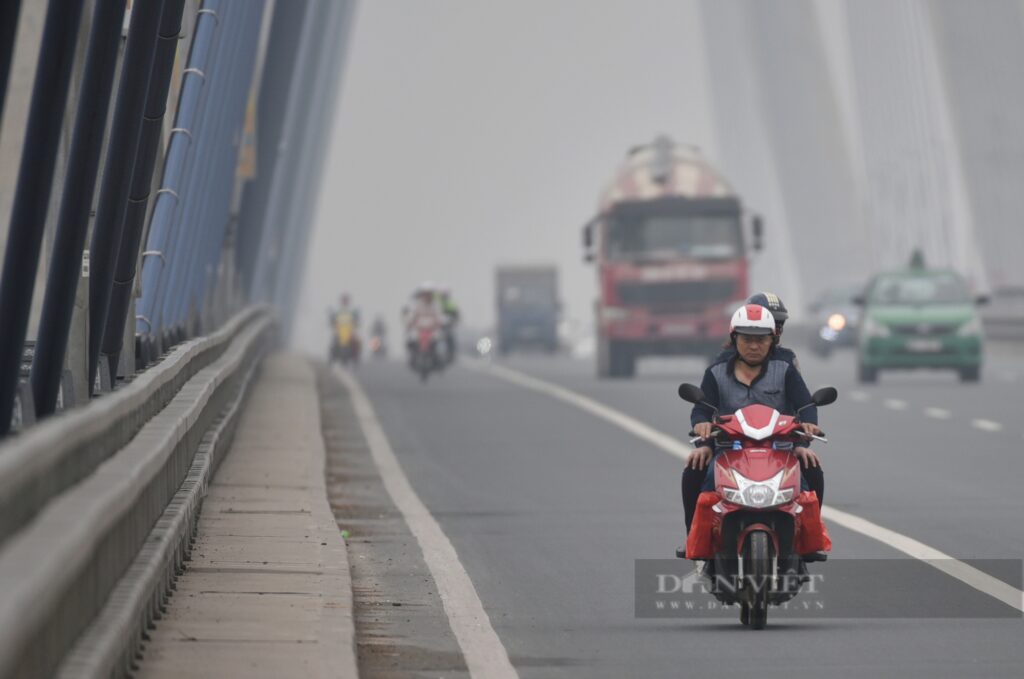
<box><xmin>0</xmin><ymin>306</ymin><xmax>266</xmax><ymax>544</ymax></box>
<box><xmin>0</xmin><ymin>307</ymin><xmax>275</xmax><ymax>678</ymax></box>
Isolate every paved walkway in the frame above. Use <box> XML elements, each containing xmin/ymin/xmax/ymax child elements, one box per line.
<box><xmin>138</xmin><ymin>354</ymin><xmax>357</xmax><ymax>678</ymax></box>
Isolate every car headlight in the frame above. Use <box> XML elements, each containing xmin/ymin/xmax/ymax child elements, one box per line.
<box><xmin>827</xmin><ymin>313</ymin><xmax>847</xmax><ymax>331</ymax></box>
<box><xmin>956</xmin><ymin>316</ymin><xmax>983</xmax><ymax>337</ymax></box>
<box><xmin>721</xmin><ymin>470</ymin><xmax>792</xmax><ymax>508</ymax></box>
<box><xmin>862</xmin><ymin>316</ymin><xmax>890</xmax><ymax>338</ymax></box>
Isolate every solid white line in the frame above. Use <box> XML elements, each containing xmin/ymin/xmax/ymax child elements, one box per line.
<box><xmin>924</xmin><ymin>407</ymin><xmax>951</xmax><ymax>420</ymax></box>
<box><xmin>883</xmin><ymin>398</ymin><xmax>907</xmax><ymax>411</ymax></box>
<box><xmin>335</xmin><ymin>367</ymin><xmax>518</xmax><ymax>679</ymax></box>
<box><xmin>821</xmin><ymin>507</ymin><xmax>1023</xmax><ymax>612</ymax></box>
<box><xmin>971</xmin><ymin>418</ymin><xmax>1003</xmax><ymax>432</ymax></box>
<box><xmin>468</xmin><ymin>361</ymin><xmax>1024</xmax><ymax>613</ymax></box>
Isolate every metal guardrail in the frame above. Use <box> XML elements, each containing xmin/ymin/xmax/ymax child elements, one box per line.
<box><xmin>0</xmin><ymin>306</ymin><xmax>275</xmax><ymax>678</ymax></box>
<box><xmin>0</xmin><ymin>306</ymin><xmax>265</xmax><ymax>544</ymax></box>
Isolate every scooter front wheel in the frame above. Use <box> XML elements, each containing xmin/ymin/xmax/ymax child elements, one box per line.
<box><xmin>747</xmin><ymin>531</ymin><xmax>770</xmax><ymax>630</ymax></box>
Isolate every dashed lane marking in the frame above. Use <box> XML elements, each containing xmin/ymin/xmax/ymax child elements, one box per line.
<box><xmin>850</xmin><ymin>390</ymin><xmax>869</xmax><ymax>402</ymax></box>
<box><xmin>883</xmin><ymin>398</ymin><xmax>908</xmax><ymax>411</ymax></box>
<box><xmin>469</xmin><ymin>360</ymin><xmax>1024</xmax><ymax>614</ymax></box>
<box><xmin>924</xmin><ymin>407</ymin><xmax>951</xmax><ymax>420</ymax></box>
<box><xmin>971</xmin><ymin>418</ymin><xmax>1004</xmax><ymax>432</ymax></box>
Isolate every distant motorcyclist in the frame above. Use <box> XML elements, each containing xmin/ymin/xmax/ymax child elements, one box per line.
<box><xmin>678</xmin><ymin>304</ymin><xmax>824</xmax><ymax>557</ymax></box>
<box><xmin>438</xmin><ymin>286</ymin><xmax>461</xmax><ymax>363</ymax></box>
<box><xmin>369</xmin><ymin>316</ymin><xmax>388</xmax><ymax>358</ymax></box>
<box><xmin>328</xmin><ymin>293</ymin><xmax>362</xmax><ymax>364</ymax></box>
<box><xmin>405</xmin><ymin>284</ymin><xmax>444</xmax><ymax>365</ymax></box>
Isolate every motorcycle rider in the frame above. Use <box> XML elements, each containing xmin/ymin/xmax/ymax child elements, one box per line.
<box><xmin>438</xmin><ymin>286</ymin><xmax>461</xmax><ymax>363</ymax></box>
<box><xmin>678</xmin><ymin>304</ymin><xmax>824</xmax><ymax>558</ymax></box>
<box><xmin>370</xmin><ymin>315</ymin><xmax>388</xmax><ymax>357</ymax></box>
<box><xmin>329</xmin><ymin>293</ymin><xmax>361</xmax><ymax>361</ymax></box>
<box><xmin>686</xmin><ymin>292</ymin><xmax>825</xmax><ymax>509</ymax></box>
<box><xmin>405</xmin><ymin>284</ymin><xmax>444</xmax><ymax>366</ymax></box>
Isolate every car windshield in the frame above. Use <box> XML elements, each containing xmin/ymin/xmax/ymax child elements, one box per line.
<box><xmin>869</xmin><ymin>273</ymin><xmax>971</xmax><ymax>305</ymax></box>
<box><xmin>606</xmin><ymin>213</ymin><xmax>741</xmax><ymax>260</ymax></box>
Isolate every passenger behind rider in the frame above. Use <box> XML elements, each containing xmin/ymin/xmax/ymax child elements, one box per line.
<box><xmin>680</xmin><ymin>304</ymin><xmax>823</xmax><ymax>549</ymax></box>
<box><xmin>438</xmin><ymin>286</ymin><xmax>461</xmax><ymax>362</ymax></box>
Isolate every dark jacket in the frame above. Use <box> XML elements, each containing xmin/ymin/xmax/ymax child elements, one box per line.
<box><xmin>691</xmin><ymin>346</ymin><xmax>817</xmax><ymax>427</ymax></box>
<box><xmin>711</xmin><ymin>344</ymin><xmax>799</xmax><ymax>370</ymax></box>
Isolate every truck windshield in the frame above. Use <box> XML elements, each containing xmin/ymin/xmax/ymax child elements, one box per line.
<box><xmin>502</xmin><ymin>286</ymin><xmax>554</xmax><ymax>308</ymax></box>
<box><xmin>605</xmin><ymin>214</ymin><xmax>741</xmax><ymax>260</ymax></box>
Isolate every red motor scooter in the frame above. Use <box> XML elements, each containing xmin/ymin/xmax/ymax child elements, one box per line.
<box><xmin>678</xmin><ymin>383</ymin><xmax>837</xmax><ymax>629</ymax></box>
<box><xmin>411</xmin><ymin>324</ymin><xmax>441</xmax><ymax>383</ymax></box>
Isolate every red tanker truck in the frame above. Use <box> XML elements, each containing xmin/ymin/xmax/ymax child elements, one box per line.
<box><xmin>582</xmin><ymin>136</ymin><xmax>763</xmax><ymax>378</ymax></box>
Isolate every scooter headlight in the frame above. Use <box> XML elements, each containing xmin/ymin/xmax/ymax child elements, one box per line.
<box><xmin>723</xmin><ymin>470</ymin><xmax>792</xmax><ymax>508</ymax></box>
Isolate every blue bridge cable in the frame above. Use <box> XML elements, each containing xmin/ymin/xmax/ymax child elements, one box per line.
<box><xmin>162</xmin><ymin>0</ymin><xmax>238</xmax><ymax>337</ymax></box>
<box><xmin>0</xmin><ymin>0</ymin><xmax>86</xmax><ymax>437</ymax></box>
<box><xmin>0</xmin><ymin>0</ymin><xmax>23</xmax><ymax>135</ymax></box>
<box><xmin>87</xmin><ymin>0</ymin><xmax>167</xmax><ymax>392</ymax></box>
<box><xmin>272</xmin><ymin>1</ymin><xmax>338</xmax><ymax>315</ymax></box>
<box><xmin>277</xmin><ymin>1</ymin><xmax>359</xmax><ymax>336</ymax></box>
<box><xmin>138</xmin><ymin>1</ymin><xmax>224</xmax><ymax>348</ymax></box>
<box><xmin>102</xmin><ymin>0</ymin><xmax>186</xmax><ymax>375</ymax></box>
<box><xmin>170</xmin><ymin>0</ymin><xmax>260</xmax><ymax>337</ymax></box>
<box><xmin>249</xmin><ymin>3</ymin><xmax>322</xmax><ymax>305</ymax></box>
<box><xmin>184</xmin><ymin>2</ymin><xmax>265</xmax><ymax>335</ymax></box>
<box><xmin>235</xmin><ymin>0</ymin><xmax>311</xmax><ymax>300</ymax></box>
<box><xmin>31</xmin><ymin>0</ymin><xmax>128</xmax><ymax>418</ymax></box>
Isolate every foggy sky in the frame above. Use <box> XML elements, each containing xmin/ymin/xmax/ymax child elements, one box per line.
<box><xmin>294</xmin><ymin>0</ymin><xmax>716</xmax><ymax>353</ymax></box>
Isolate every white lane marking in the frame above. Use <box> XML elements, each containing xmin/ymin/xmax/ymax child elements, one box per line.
<box><xmin>883</xmin><ymin>398</ymin><xmax>907</xmax><ymax>411</ymax></box>
<box><xmin>821</xmin><ymin>507</ymin><xmax>1023</xmax><ymax>612</ymax></box>
<box><xmin>469</xmin><ymin>361</ymin><xmax>1024</xmax><ymax>614</ymax></box>
<box><xmin>850</xmin><ymin>390</ymin><xmax>869</xmax><ymax>402</ymax></box>
<box><xmin>971</xmin><ymin>418</ymin><xmax>1003</xmax><ymax>432</ymax></box>
<box><xmin>335</xmin><ymin>367</ymin><xmax>518</xmax><ymax>679</ymax></box>
<box><xmin>924</xmin><ymin>407</ymin><xmax>951</xmax><ymax>420</ymax></box>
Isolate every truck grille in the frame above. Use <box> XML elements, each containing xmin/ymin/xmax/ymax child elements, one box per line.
<box><xmin>616</xmin><ymin>280</ymin><xmax>736</xmax><ymax>312</ymax></box>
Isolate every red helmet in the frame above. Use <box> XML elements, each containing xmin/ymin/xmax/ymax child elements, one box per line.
<box><xmin>730</xmin><ymin>304</ymin><xmax>776</xmax><ymax>336</ymax></box>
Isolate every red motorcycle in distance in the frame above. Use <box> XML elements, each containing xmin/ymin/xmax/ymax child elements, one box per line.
<box><xmin>409</xmin><ymin>322</ymin><xmax>443</xmax><ymax>383</ymax></box>
<box><xmin>678</xmin><ymin>383</ymin><xmax>837</xmax><ymax>629</ymax></box>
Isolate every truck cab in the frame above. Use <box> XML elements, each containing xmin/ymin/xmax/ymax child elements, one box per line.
<box><xmin>583</xmin><ymin>137</ymin><xmax>761</xmax><ymax>378</ymax></box>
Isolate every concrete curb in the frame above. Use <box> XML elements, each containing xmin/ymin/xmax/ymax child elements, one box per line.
<box><xmin>301</xmin><ymin>357</ymin><xmax>359</xmax><ymax>678</ymax></box>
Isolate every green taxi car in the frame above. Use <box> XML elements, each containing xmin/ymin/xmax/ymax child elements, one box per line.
<box><xmin>855</xmin><ymin>269</ymin><xmax>987</xmax><ymax>383</ymax></box>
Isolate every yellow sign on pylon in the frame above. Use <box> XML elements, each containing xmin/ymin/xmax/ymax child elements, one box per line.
<box><xmin>236</xmin><ymin>89</ymin><xmax>258</xmax><ymax>180</ymax></box>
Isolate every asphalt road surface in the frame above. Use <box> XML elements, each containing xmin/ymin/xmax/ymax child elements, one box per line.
<box><xmin>345</xmin><ymin>343</ymin><xmax>1023</xmax><ymax>678</ymax></box>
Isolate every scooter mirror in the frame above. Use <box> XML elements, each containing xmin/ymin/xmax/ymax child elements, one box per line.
<box><xmin>811</xmin><ymin>386</ymin><xmax>838</xmax><ymax>407</ymax></box>
<box><xmin>677</xmin><ymin>383</ymin><xmax>705</xmax><ymax>404</ymax></box>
